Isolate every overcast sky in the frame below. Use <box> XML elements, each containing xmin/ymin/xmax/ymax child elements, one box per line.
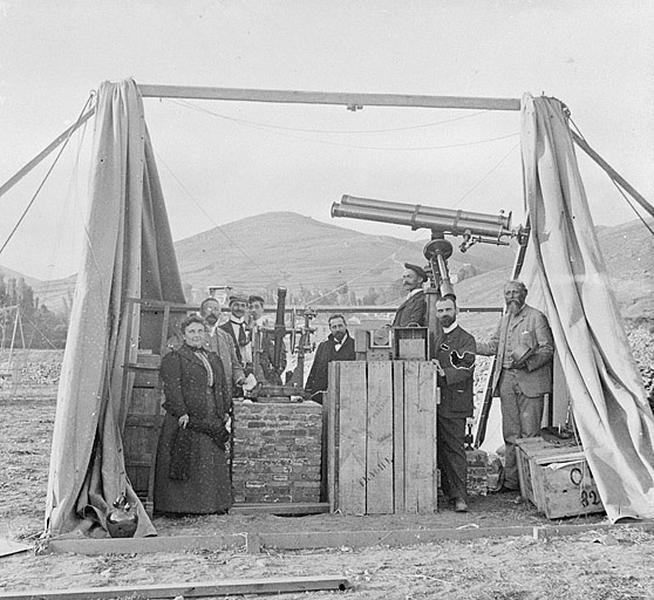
<box><xmin>1</xmin><ymin>1</ymin><xmax>653</xmax><ymax>280</ymax></box>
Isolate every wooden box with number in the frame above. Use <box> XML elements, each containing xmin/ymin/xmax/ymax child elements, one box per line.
<box><xmin>515</xmin><ymin>437</ymin><xmax>604</xmax><ymax>519</ymax></box>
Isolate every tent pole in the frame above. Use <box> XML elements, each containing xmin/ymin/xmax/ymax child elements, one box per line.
<box><xmin>0</xmin><ymin>107</ymin><xmax>96</xmax><ymax>201</ymax></box>
<box><xmin>137</xmin><ymin>84</ymin><xmax>521</xmax><ymax>111</ymax></box>
<box><xmin>571</xmin><ymin>131</ymin><xmax>654</xmax><ymax>220</ymax></box>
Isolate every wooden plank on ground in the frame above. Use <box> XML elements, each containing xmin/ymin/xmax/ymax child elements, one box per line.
<box><xmin>231</xmin><ymin>502</ymin><xmax>329</xmax><ymax>515</ymax></box>
<box><xmin>258</xmin><ymin>526</ymin><xmax>535</xmax><ymax>551</ymax></box>
<box><xmin>0</xmin><ymin>576</ymin><xmax>351</xmax><ymax>600</ymax></box>
<box><xmin>337</xmin><ymin>361</ymin><xmax>367</xmax><ymax>515</ymax></box>
<box><xmin>47</xmin><ymin>533</ymin><xmax>246</xmax><ymax>556</ymax></box>
<box><xmin>392</xmin><ymin>361</ymin><xmax>405</xmax><ymax>513</ymax></box>
<box><xmin>365</xmin><ymin>361</ymin><xmax>394</xmax><ymax>514</ymax></box>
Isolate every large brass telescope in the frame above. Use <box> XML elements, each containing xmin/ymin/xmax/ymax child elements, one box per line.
<box><xmin>331</xmin><ymin>194</ymin><xmax>524</xmax><ymax>249</ymax></box>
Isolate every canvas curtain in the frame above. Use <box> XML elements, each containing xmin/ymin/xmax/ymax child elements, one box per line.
<box><xmin>519</xmin><ymin>94</ymin><xmax>654</xmax><ymax>522</ymax></box>
<box><xmin>45</xmin><ymin>79</ymin><xmax>185</xmax><ymax>537</ymax></box>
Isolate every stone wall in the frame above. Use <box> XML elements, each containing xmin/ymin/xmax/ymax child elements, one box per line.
<box><xmin>231</xmin><ymin>400</ymin><xmax>322</xmax><ymax>504</ymax></box>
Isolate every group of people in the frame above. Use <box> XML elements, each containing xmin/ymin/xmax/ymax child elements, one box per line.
<box><xmin>153</xmin><ymin>262</ymin><xmax>554</xmax><ymax>517</ymax></box>
<box><xmin>388</xmin><ymin>263</ymin><xmax>554</xmax><ymax>513</ymax></box>
<box><xmin>153</xmin><ymin>293</ymin><xmax>286</xmax><ymax>516</ymax></box>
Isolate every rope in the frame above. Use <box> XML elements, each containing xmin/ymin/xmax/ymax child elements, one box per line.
<box><xmin>154</xmin><ymin>151</ymin><xmax>277</xmax><ymax>283</ymax></box>
<box><xmin>168</xmin><ymin>98</ymin><xmax>490</xmax><ymax>134</ymax></box>
<box><xmin>569</xmin><ymin>117</ymin><xmax>654</xmax><ymax>237</ymax></box>
<box><xmin>452</xmin><ymin>142</ymin><xmax>520</xmax><ymax>208</ymax></box>
<box><xmin>0</xmin><ymin>94</ymin><xmax>95</xmax><ymax>258</ymax></box>
<box><xmin>167</xmin><ymin>98</ymin><xmax>519</xmax><ymax>152</ymax></box>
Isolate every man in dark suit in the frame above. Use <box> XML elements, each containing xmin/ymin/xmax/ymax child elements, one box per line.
<box><xmin>434</xmin><ymin>295</ymin><xmax>476</xmax><ymax>513</ymax></box>
<box><xmin>218</xmin><ymin>294</ymin><xmax>252</xmax><ymax>370</ymax></box>
<box><xmin>392</xmin><ymin>263</ymin><xmax>427</xmax><ymax>327</ymax></box>
<box><xmin>477</xmin><ymin>280</ymin><xmax>554</xmax><ymax>492</ymax></box>
<box><xmin>305</xmin><ymin>314</ymin><xmax>355</xmax><ymax>402</ymax></box>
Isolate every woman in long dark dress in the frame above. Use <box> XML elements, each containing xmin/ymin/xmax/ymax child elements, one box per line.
<box><xmin>154</xmin><ymin>315</ymin><xmax>232</xmax><ymax>515</ymax></box>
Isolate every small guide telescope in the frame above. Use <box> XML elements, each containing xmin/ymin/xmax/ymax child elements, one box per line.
<box><xmin>331</xmin><ymin>194</ymin><xmax>526</xmax><ymax>299</ymax></box>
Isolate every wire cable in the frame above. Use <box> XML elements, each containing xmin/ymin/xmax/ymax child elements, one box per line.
<box><xmin>168</xmin><ymin>98</ymin><xmax>490</xmax><ymax>134</ymax></box>
<box><xmin>169</xmin><ymin>98</ymin><xmax>519</xmax><ymax>152</ymax></box>
<box><xmin>452</xmin><ymin>141</ymin><xmax>520</xmax><ymax>208</ymax></box>
<box><xmin>0</xmin><ymin>94</ymin><xmax>94</xmax><ymax>258</ymax></box>
<box><xmin>154</xmin><ymin>150</ymin><xmax>278</xmax><ymax>283</ymax></box>
<box><xmin>569</xmin><ymin>117</ymin><xmax>654</xmax><ymax>237</ymax></box>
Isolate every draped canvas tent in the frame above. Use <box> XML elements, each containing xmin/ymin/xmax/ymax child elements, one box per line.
<box><xmin>519</xmin><ymin>94</ymin><xmax>654</xmax><ymax>522</ymax></box>
<box><xmin>45</xmin><ymin>79</ymin><xmax>185</xmax><ymax>537</ymax></box>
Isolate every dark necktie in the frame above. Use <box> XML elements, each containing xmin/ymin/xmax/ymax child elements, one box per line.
<box><xmin>238</xmin><ymin>323</ymin><xmax>248</xmax><ymax>347</ymax></box>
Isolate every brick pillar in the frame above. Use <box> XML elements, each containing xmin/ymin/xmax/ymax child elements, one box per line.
<box><xmin>232</xmin><ymin>401</ymin><xmax>322</xmax><ymax>504</ymax></box>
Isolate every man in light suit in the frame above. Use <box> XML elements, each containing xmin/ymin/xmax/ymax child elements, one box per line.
<box><xmin>199</xmin><ymin>297</ymin><xmax>245</xmax><ymax>399</ymax></box>
<box><xmin>391</xmin><ymin>263</ymin><xmax>427</xmax><ymax>327</ymax></box>
<box><xmin>477</xmin><ymin>280</ymin><xmax>554</xmax><ymax>492</ymax></box>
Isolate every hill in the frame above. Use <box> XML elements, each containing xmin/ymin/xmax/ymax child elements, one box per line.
<box><xmin>173</xmin><ymin>211</ymin><xmax>514</xmax><ymax>304</ymax></box>
<box><xmin>2</xmin><ymin>212</ymin><xmax>652</xmax><ymax>318</ymax></box>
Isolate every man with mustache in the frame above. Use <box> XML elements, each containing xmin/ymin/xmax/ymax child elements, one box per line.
<box><xmin>199</xmin><ymin>297</ymin><xmax>246</xmax><ymax>395</ymax></box>
<box><xmin>477</xmin><ymin>280</ymin><xmax>554</xmax><ymax>493</ymax></box>
<box><xmin>434</xmin><ymin>295</ymin><xmax>476</xmax><ymax>513</ymax></box>
<box><xmin>305</xmin><ymin>314</ymin><xmax>355</xmax><ymax>403</ymax></box>
<box><xmin>391</xmin><ymin>263</ymin><xmax>427</xmax><ymax>327</ymax></box>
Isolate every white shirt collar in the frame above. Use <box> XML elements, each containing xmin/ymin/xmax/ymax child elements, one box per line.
<box><xmin>406</xmin><ymin>287</ymin><xmax>422</xmax><ymax>300</ymax></box>
<box><xmin>230</xmin><ymin>316</ymin><xmax>245</xmax><ymax>325</ymax></box>
<box><xmin>443</xmin><ymin>321</ymin><xmax>459</xmax><ymax>334</ymax></box>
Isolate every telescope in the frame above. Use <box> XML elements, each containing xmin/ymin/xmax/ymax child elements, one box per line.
<box><xmin>331</xmin><ymin>194</ymin><xmax>527</xmax><ymax>301</ymax></box>
<box><xmin>331</xmin><ymin>195</ymin><xmax>525</xmax><ymax>251</ymax></box>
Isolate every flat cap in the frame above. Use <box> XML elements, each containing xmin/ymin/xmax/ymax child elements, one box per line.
<box><xmin>404</xmin><ymin>262</ymin><xmax>428</xmax><ymax>282</ymax></box>
<box><xmin>248</xmin><ymin>294</ymin><xmax>265</xmax><ymax>304</ymax></box>
<box><xmin>228</xmin><ymin>293</ymin><xmax>249</xmax><ymax>305</ymax></box>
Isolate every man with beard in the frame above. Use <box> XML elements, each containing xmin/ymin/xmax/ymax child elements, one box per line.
<box><xmin>392</xmin><ymin>263</ymin><xmax>427</xmax><ymax>327</ymax></box>
<box><xmin>305</xmin><ymin>314</ymin><xmax>355</xmax><ymax>403</ymax></box>
<box><xmin>434</xmin><ymin>295</ymin><xmax>476</xmax><ymax>513</ymax></box>
<box><xmin>477</xmin><ymin>280</ymin><xmax>554</xmax><ymax>493</ymax></box>
<box><xmin>199</xmin><ymin>297</ymin><xmax>246</xmax><ymax>394</ymax></box>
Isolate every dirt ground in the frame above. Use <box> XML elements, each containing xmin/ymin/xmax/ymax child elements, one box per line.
<box><xmin>2</xmin><ymin>395</ymin><xmax>654</xmax><ymax>599</ymax></box>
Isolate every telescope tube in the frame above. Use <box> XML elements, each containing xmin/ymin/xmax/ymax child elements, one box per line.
<box><xmin>332</xmin><ymin>196</ymin><xmax>514</xmax><ymax>239</ymax></box>
<box><xmin>340</xmin><ymin>194</ymin><xmax>512</xmax><ymax>229</ymax></box>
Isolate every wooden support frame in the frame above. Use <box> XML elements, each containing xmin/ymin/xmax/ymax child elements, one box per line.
<box><xmin>0</xmin><ymin>576</ymin><xmax>351</xmax><ymax>600</ymax></box>
<box><xmin>138</xmin><ymin>84</ymin><xmax>521</xmax><ymax>111</ymax></box>
<box><xmin>0</xmin><ymin>107</ymin><xmax>95</xmax><ymax>200</ymax></box>
<box><xmin>42</xmin><ymin>521</ymin><xmax>654</xmax><ymax>557</ymax></box>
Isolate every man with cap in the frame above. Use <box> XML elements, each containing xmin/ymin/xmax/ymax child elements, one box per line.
<box><xmin>218</xmin><ymin>294</ymin><xmax>253</xmax><ymax>372</ymax></box>
<box><xmin>392</xmin><ymin>263</ymin><xmax>427</xmax><ymax>327</ymax></box>
<box><xmin>248</xmin><ymin>294</ymin><xmax>286</xmax><ymax>385</ymax></box>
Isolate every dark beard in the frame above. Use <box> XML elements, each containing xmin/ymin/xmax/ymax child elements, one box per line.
<box><xmin>205</xmin><ymin>313</ymin><xmax>218</xmax><ymax>326</ymax></box>
<box><xmin>438</xmin><ymin>315</ymin><xmax>455</xmax><ymax>328</ymax></box>
<box><xmin>333</xmin><ymin>331</ymin><xmax>346</xmax><ymax>342</ymax></box>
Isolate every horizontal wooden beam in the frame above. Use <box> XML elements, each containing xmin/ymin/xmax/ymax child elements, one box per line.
<box><xmin>571</xmin><ymin>131</ymin><xmax>654</xmax><ymax>220</ymax></box>
<box><xmin>0</xmin><ymin>107</ymin><xmax>96</xmax><ymax>201</ymax></box>
<box><xmin>138</xmin><ymin>84</ymin><xmax>521</xmax><ymax>111</ymax></box>
<box><xmin>46</xmin><ymin>533</ymin><xmax>245</xmax><ymax>555</ymax></box>
<box><xmin>0</xmin><ymin>576</ymin><xmax>351</xmax><ymax>600</ymax></box>
<box><xmin>231</xmin><ymin>501</ymin><xmax>329</xmax><ymax>515</ymax></box>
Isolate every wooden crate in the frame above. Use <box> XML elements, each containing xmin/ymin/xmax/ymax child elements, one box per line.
<box><xmin>515</xmin><ymin>437</ymin><xmax>604</xmax><ymax>519</ymax></box>
<box><xmin>327</xmin><ymin>360</ymin><xmax>438</xmax><ymax>515</ymax></box>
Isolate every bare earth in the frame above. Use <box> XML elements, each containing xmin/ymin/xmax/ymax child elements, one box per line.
<box><xmin>2</xmin><ymin>393</ymin><xmax>654</xmax><ymax>600</ymax></box>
